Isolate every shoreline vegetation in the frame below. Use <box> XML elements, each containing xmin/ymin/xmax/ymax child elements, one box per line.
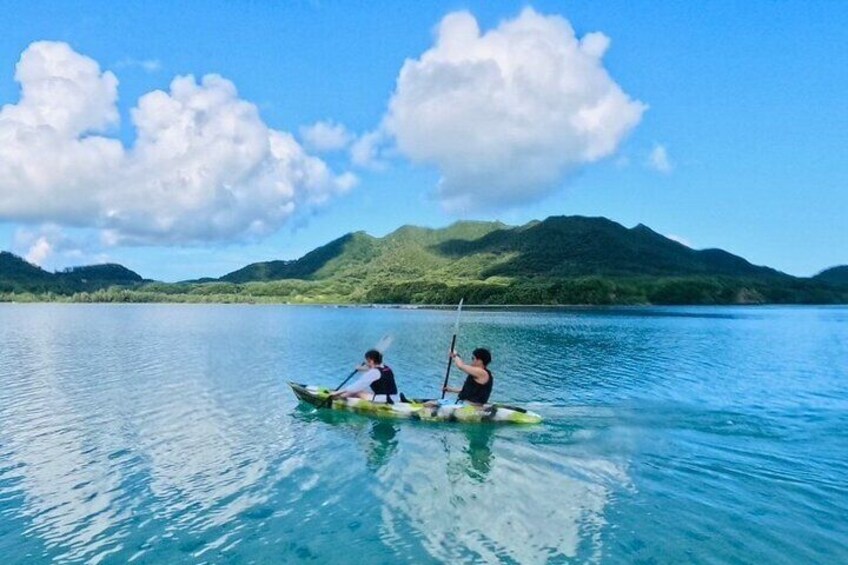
<box><xmin>2</xmin><ymin>275</ymin><xmax>847</xmax><ymax>306</ymax></box>
<box><xmin>3</xmin><ymin>216</ymin><xmax>847</xmax><ymax>306</ymax></box>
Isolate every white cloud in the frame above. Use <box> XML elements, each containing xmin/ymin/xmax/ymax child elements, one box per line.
<box><xmin>115</xmin><ymin>58</ymin><xmax>162</xmax><ymax>73</ymax></box>
<box><xmin>666</xmin><ymin>233</ymin><xmax>691</xmax><ymax>248</ymax></box>
<box><xmin>0</xmin><ymin>41</ymin><xmax>356</xmax><ymax>245</ymax></box>
<box><xmin>350</xmin><ymin>129</ymin><xmax>389</xmax><ymax>169</ymax></box>
<box><xmin>647</xmin><ymin>143</ymin><xmax>672</xmax><ymax>173</ymax></box>
<box><xmin>300</xmin><ymin>120</ymin><xmax>353</xmax><ymax>152</ymax></box>
<box><xmin>141</xmin><ymin>60</ymin><xmax>161</xmax><ymax>73</ymax></box>
<box><xmin>12</xmin><ymin>224</ymin><xmax>108</xmax><ymax>269</ymax></box>
<box><xmin>381</xmin><ymin>8</ymin><xmax>646</xmax><ymax>211</ymax></box>
<box><xmin>25</xmin><ymin>236</ymin><xmax>52</xmax><ymax>265</ymax></box>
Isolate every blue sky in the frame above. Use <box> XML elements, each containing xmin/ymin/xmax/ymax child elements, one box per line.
<box><xmin>0</xmin><ymin>0</ymin><xmax>845</xmax><ymax>281</ymax></box>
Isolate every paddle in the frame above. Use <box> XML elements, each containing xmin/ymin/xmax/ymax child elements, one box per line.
<box><xmin>440</xmin><ymin>298</ymin><xmax>464</xmax><ymax>399</ymax></box>
<box><xmin>320</xmin><ymin>335</ymin><xmax>393</xmax><ymax>408</ymax></box>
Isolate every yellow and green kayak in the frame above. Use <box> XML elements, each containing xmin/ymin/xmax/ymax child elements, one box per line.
<box><xmin>289</xmin><ymin>382</ymin><xmax>542</xmax><ymax>424</ymax></box>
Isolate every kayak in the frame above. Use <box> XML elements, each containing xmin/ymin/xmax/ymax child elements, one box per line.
<box><xmin>288</xmin><ymin>382</ymin><xmax>542</xmax><ymax>424</ymax></box>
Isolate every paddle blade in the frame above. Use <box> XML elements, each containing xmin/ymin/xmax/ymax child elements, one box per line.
<box><xmin>453</xmin><ymin>298</ymin><xmax>464</xmax><ymax>334</ymax></box>
<box><xmin>375</xmin><ymin>334</ymin><xmax>394</xmax><ymax>354</ymax></box>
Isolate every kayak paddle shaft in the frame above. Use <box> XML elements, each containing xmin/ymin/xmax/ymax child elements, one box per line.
<box><xmin>440</xmin><ymin>298</ymin><xmax>463</xmax><ymax>399</ymax></box>
<box><xmin>441</xmin><ymin>334</ymin><xmax>457</xmax><ymax>399</ymax></box>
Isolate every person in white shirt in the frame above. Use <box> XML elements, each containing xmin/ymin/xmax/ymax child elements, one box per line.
<box><xmin>330</xmin><ymin>349</ymin><xmax>398</xmax><ymax>404</ymax></box>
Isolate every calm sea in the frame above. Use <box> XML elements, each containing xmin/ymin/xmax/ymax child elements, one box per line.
<box><xmin>0</xmin><ymin>304</ymin><xmax>846</xmax><ymax>563</ymax></box>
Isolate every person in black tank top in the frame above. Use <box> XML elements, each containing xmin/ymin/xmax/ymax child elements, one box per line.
<box><xmin>442</xmin><ymin>347</ymin><xmax>493</xmax><ymax>406</ymax></box>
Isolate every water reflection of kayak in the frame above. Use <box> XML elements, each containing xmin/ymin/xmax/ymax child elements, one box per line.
<box><xmin>288</xmin><ymin>382</ymin><xmax>542</xmax><ymax>424</ymax></box>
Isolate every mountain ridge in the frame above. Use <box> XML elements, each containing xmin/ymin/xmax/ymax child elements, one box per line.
<box><xmin>1</xmin><ymin>215</ymin><xmax>846</xmax><ymax>304</ymax></box>
<box><xmin>813</xmin><ymin>265</ymin><xmax>848</xmax><ymax>285</ymax></box>
<box><xmin>219</xmin><ymin>215</ymin><xmax>789</xmax><ymax>283</ymax></box>
<box><xmin>0</xmin><ymin>252</ymin><xmax>144</xmax><ymax>294</ymax></box>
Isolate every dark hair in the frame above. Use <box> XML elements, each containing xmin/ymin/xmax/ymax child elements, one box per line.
<box><xmin>365</xmin><ymin>349</ymin><xmax>383</xmax><ymax>364</ymax></box>
<box><xmin>472</xmin><ymin>348</ymin><xmax>491</xmax><ymax>366</ymax></box>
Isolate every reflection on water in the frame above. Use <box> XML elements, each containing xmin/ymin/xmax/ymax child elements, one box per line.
<box><xmin>0</xmin><ymin>368</ymin><xmax>124</xmax><ymax>563</ymax></box>
<box><xmin>1</xmin><ymin>304</ymin><xmax>846</xmax><ymax>563</ymax></box>
<box><xmin>375</xmin><ymin>424</ymin><xmax>632</xmax><ymax>563</ymax></box>
<box><xmin>292</xmin><ymin>407</ymin><xmax>400</xmax><ymax>472</ymax></box>
<box><xmin>136</xmin><ymin>372</ymin><xmax>276</xmax><ymax>538</ymax></box>
<box><xmin>0</xmin><ymin>316</ymin><xmax>127</xmax><ymax>563</ymax></box>
<box><xmin>290</xmin><ymin>404</ymin><xmax>632</xmax><ymax>562</ymax></box>
<box><xmin>0</xmin><ymin>348</ymin><xmax>292</xmax><ymax>563</ymax></box>
<box><xmin>367</xmin><ymin>421</ymin><xmax>399</xmax><ymax>472</ymax></box>
<box><xmin>464</xmin><ymin>426</ymin><xmax>495</xmax><ymax>480</ymax></box>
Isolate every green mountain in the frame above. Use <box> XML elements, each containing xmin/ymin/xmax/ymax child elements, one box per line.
<box><xmin>433</xmin><ymin>217</ymin><xmax>786</xmax><ymax>278</ymax></box>
<box><xmin>220</xmin><ymin>220</ymin><xmax>508</xmax><ymax>284</ymax></box>
<box><xmin>210</xmin><ymin>215</ymin><xmax>844</xmax><ymax>305</ymax></box>
<box><xmin>812</xmin><ymin>265</ymin><xmax>848</xmax><ymax>285</ymax></box>
<box><xmin>0</xmin><ymin>252</ymin><xmax>143</xmax><ymax>294</ymax></box>
<box><xmin>2</xmin><ymin>215</ymin><xmax>846</xmax><ymax>305</ymax></box>
<box><xmin>56</xmin><ymin>264</ymin><xmax>144</xmax><ymax>285</ymax></box>
<box><xmin>0</xmin><ymin>252</ymin><xmax>55</xmax><ymax>291</ymax></box>
<box><xmin>221</xmin><ymin>231</ymin><xmax>381</xmax><ymax>283</ymax></box>
<box><xmin>221</xmin><ymin>216</ymin><xmax>785</xmax><ymax>282</ymax></box>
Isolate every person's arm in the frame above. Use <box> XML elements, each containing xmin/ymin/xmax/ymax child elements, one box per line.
<box><xmin>442</xmin><ymin>351</ymin><xmax>462</xmax><ymax>394</ymax></box>
<box><xmin>451</xmin><ymin>352</ymin><xmax>489</xmax><ymax>383</ymax></box>
<box><xmin>335</xmin><ymin>368</ymin><xmax>380</xmax><ymax>397</ymax></box>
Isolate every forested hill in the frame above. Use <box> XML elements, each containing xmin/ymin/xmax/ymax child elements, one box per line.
<box><xmin>221</xmin><ymin>216</ymin><xmax>787</xmax><ymax>282</ymax></box>
<box><xmin>2</xmin><ymin>216</ymin><xmax>846</xmax><ymax>304</ymax></box>
<box><xmin>813</xmin><ymin>265</ymin><xmax>848</xmax><ymax>285</ymax></box>
<box><xmin>0</xmin><ymin>252</ymin><xmax>143</xmax><ymax>293</ymax></box>
<box><xmin>220</xmin><ymin>220</ymin><xmax>505</xmax><ymax>283</ymax></box>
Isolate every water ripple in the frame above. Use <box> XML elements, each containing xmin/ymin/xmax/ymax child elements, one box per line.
<box><xmin>0</xmin><ymin>304</ymin><xmax>846</xmax><ymax>563</ymax></box>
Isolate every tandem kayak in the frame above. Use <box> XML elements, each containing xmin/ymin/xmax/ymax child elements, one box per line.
<box><xmin>288</xmin><ymin>382</ymin><xmax>542</xmax><ymax>424</ymax></box>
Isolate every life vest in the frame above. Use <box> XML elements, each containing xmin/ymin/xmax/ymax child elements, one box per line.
<box><xmin>370</xmin><ymin>365</ymin><xmax>397</xmax><ymax>403</ymax></box>
<box><xmin>458</xmin><ymin>368</ymin><xmax>493</xmax><ymax>405</ymax></box>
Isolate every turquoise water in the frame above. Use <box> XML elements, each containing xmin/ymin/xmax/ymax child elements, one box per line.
<box><xmin>0</xmin><ymin>304</ymin><xmax>846</xmax><ymax>563</ymax></box>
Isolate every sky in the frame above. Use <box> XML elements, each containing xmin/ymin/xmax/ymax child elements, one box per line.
<box><xmin>0</xmin><ymin>0</ymin><xmax>845</xmax><ymax>281</ymax></box>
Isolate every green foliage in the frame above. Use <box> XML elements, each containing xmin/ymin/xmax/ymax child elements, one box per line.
<box><xmin>648</xmin><ymin>279</ymin><xmax>726</xmax><ymax>305</ymax></box>
<box><xmin>436</xmin><ymin>217</ymin><xmax>787</xmax><ymax>279</ymax></box>
<box><xmin>0</xmin><ymin>252</ymin><xmax>54</xmax><ymax>293</ymax></box>
<box><xmin>812</xmin><ymin>265</ymin><xmax>848</xmax><ymax>286</ymax></box>
<box><xmin>0</xmin><ymin>251</ymin><xmax>144</xmax><ymax>295</ymax></box>
<box><xmin>58</xmin><ymin>263</ymin><xmax>143</xmax><ymax>284</ymax></box>
<box><xmin>220</xmin><ymin>232</ymin><xmax>380</xmax><ymax>283</ymax></box>
<box><xmin>3</xmin><ymin>216</ymin><xmax>847</xmax><ymax>305</ymax></box>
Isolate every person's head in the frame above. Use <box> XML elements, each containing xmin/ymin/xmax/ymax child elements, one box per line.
<box><xmin>364</xmin><ymin>349</ymin><xmax>383</xmax><ymax>366</ymax></box>
<box><xmin>471</xmin><ymin>348</ymin><xmax>491</xmax><ymax>367</ymax></box>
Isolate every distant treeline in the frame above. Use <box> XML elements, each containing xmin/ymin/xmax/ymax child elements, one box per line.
<box><xmin>3</xmin><ymin>275</ymin><xmax>847</xmax><ymax>305</ymax></box>
<box><xmin>3</xmin><ymin>216</ymin><xmax>847</xmax><ymax>305</ymax></box>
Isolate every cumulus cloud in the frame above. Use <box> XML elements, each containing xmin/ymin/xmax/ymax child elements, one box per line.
<box><xmin>350</xmin><ymin>129</ymin><xmax>389</xmax><ymax>170</ymax></box>
<box><xmin>381</xmin><ymin>8</ymin><xmax>646</xmax><ymax>211</ymax></box>
<box><xmin>24</xmin><ymin>235</ymin><xmax>52</xmax><ymax>265</ymax></box>
<box><xmin>12</xmin><ymin>224</ymin><xmax>107</xmax><ymax>269</ymax></box>
<box><xmin>647</xmin><ymin>143</ymin><xmax>672</xmax><ymax>173</ymax></box>
<box><xmin>0</xmin><ymin>41</ymin><xmax>356</xmax><ymax>245</ymax></box>
<box><xmin>300</xmin><ymin>120</ymin><xmax>353</xmax><ymax>152</ymax></box>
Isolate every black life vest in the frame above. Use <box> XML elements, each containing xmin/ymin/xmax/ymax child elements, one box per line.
<box><xmin>370</xmin><ymin>365</ymin><xmax>397</xmax><ymax>403</ymax></box>
<box><xmin>458</xmin><ymin>368</ymin><xmax>493</xmax><ymax>405</ymax></box>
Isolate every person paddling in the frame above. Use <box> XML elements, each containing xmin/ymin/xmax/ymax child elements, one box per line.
<box><xmin>330</xmin><ymin>349</ymin><xmax>398</xmax><ymax>404</ymax></box>
<box><xmin>441</xmin><ymin>348</ymin><xmax>493</xmax><ymax>406</ymax></box>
